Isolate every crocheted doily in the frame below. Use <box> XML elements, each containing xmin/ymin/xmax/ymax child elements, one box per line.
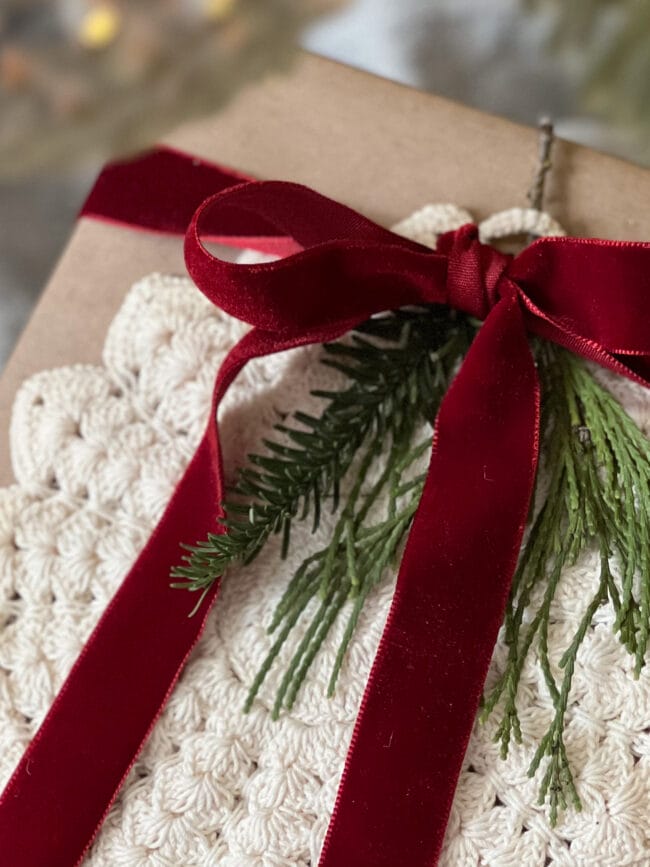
<box><xmin>1</xmin><ymin>205</ymin><xmax>649</xmax><ymax>867</ymax></box>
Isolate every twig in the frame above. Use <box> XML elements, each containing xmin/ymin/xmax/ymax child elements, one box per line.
<box><xmin>528</xmin><ymin>116</ymin><xmax>555</xmax><ymax>213</ymax></box>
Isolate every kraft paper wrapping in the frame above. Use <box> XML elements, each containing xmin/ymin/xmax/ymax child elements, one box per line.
<box><xmin>1</xmin><ymin>51</ymin><xmax>650</xmax><ymax>485</ymax></box>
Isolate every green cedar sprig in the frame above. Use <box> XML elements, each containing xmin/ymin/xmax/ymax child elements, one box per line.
<box><xmin>480</xmin><ymin>342</ymin><xmax>650</xmax><ymax>824</ymax></box>
<box><xmin>245</xmin><ymin>434</ymin><xmax>430</xmax><ymax>718</ymax></box>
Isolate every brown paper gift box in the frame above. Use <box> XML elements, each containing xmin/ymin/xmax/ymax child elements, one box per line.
<box><xmin>2</xmin><ymin>51</ymin><xmax>650</xmax><ymax>485</ymax></box>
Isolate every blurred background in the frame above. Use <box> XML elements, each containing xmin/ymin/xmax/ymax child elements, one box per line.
<box><xmin>1</xmin><ymin>0</ymin><xmax>649</xmax><ymax>368</ymax></box>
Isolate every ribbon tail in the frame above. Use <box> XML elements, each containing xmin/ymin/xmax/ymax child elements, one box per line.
<box><xmin>0</xmin><ymin>435</ymin><xmax>222</xmax><ymax>867</ymax></box>
<box><xmin>0</xmin><ymin>319</ymin><xmax>361</xmax><ymax>866</ymax></box>
<box><xmin>319</xmin><ymin>294</ymin><xmax>541</xmax><ymax>867</ymax></box>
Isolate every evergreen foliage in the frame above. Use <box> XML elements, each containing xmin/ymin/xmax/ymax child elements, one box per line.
<box><xmin>481</xmin><ymin>342</ymin><xmax>650</xmax><ymax>822</ymax></box>
<box><xmin>173</xmin><ymin>307</ymin><xmax>650</xmax><ymax>822</ymax></box>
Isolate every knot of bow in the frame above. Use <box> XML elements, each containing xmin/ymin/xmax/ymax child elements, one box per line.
<box><xmin>438</xmin><ymin>222</ymin><xmax>512</xmax><ymax>319</ymax></box>
<box><xmin>5</xmin><ymin>147</ymin><xmax>650</xmax><ymax>867</ymax></box>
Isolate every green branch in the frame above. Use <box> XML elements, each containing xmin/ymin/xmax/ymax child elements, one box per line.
<box><xmin>171</xmin><ymin>308</ymin><xmax>472</xmax><ymax>614</ymax></box>
<box><xmin>481</xmin><ymin>343</ymin><xmax>650</xmax><ymax>822</ymax></box>
<box><xmin>172</xmin><ymin>305</ymin><xmax>650</xmax><ymax>827</ymax></box>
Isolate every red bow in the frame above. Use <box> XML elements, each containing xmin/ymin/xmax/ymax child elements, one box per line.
<box><xmin>1</xmin><ymin>147</ymin><xmax>649</xmax><ymax>867</ymax></box>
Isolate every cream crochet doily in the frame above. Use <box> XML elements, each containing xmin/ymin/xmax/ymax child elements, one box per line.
<box><xmin>1</xmin><ymin>205</ymin><xmax>649</xmax><ymax>867</ymax></box>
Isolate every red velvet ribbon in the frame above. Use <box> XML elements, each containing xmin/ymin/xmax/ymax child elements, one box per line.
<box><xmin>1</xmin><ymin>146</ymin><xmax>649</xmax><ymax>867</ymax></box>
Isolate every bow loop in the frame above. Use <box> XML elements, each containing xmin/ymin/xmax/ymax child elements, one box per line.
<box><xmin>186</xmin><ymin>181</ymin><xmax>450</xmax><ymax>336</ymax></box>
<box><xmin>438</xmin><ymin>223</ymin><xmax>513</xmax><ymax>320</ymax></box>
